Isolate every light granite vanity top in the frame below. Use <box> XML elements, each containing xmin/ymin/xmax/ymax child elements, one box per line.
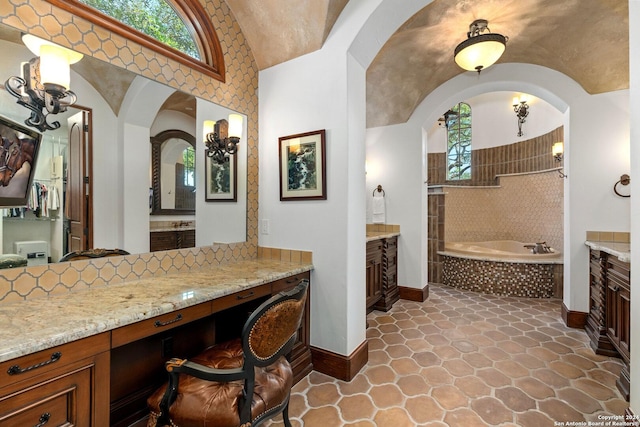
<box><xmin>0</xmin><ymin>258</ymin><xmax>313</xmax><ymax>363</ymax></box>
<box><xmin>366</xmin><ymin>231</ymin><xmax>400</xmax><ymax>242</ymax></box>
<box><xmin>585</xmin><ymin>241</ymin><xmax>630</xmax><ymax>263</ymax></box>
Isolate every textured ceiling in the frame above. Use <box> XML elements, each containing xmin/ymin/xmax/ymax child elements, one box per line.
<box><xmin>227</xmin><ymin>0</ymin><xmax>628</xmax><ymax>128</ymax></box>
<box><xmin>2</xmin><ymin>1</ymin><xmax>629</xmax><ymax>128</ymax></box>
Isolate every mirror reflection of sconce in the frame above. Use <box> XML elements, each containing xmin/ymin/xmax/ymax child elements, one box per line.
<box><xmin>614</xmin><ymin>174</ymin><xmax>630</xmax><ymax>198</ymax></box>
<box><xmin>513</xmin><ymin>95</ymin><xmax>529</xmax><ymax>137</ymax></box>
<box><xmin>4</xmin><ymin>34</ymin><xmax>83</xmax><ymax>132</ymax></box>
<box><xmin>204</xmin><ymin>114</ymin><xmax>243</xmax><ymax>164</ymax></box>
<box><xmin>552</xmin><ymin>142</ymin><xmax>567</xmax><ymax>178</ymax></box>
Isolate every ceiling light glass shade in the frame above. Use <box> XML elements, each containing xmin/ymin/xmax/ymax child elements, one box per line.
<box><xmin>454</xmin><ymin>33</ymin><xmax>507</xmax><ymax>72</ymax></box>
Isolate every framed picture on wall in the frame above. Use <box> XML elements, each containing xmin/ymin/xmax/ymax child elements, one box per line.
<box><xmin>278</xmin><ymin>129</ymin><xmax>326</xmax><ymax>201</ymax></box>
<box><xmin>205</xmin><ymin>151</ymin><xmax>237</xmax><ymax>202</ymax></box>
<box><xmin>0</xmin><ymin>116</ymin><xmax>43</xmax><ymax>207</ymax></box>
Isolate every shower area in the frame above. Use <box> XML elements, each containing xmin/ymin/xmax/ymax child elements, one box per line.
<box><xmin>427</xmin><ymin>92</ymin><xmax>565</xmax><ymax>298</ymax></box>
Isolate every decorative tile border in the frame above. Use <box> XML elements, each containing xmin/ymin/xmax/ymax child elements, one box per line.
<box><xmin>442</xmin><ymin>255</ymin><xmax>562</xmax><ymax>298</ymax></box>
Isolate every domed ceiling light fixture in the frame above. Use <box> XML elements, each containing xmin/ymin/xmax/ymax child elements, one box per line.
<box><xmin>454</xmin><ymin>19</ymin><xmax>507</xmax><ymax>74</ymax></box>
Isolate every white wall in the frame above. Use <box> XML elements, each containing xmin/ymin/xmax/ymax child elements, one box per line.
<box><xmin>366</xmin><ymin>123</ymin><xmax>426</xmax><ymax>291</ymax></box>
<box><xmin>629</xmin><ymin>0</ymin><xmax>639</xmax><ymax>413</ymax></box>
<box><xmin>426</xmin><ymin>91</ymin><xmax>565</xmax><ymax>153</ymax></box>
<box><xmin>258</xmin><ymin>0</ymin><xmax>382</xmax><ymax>356</ymax></box>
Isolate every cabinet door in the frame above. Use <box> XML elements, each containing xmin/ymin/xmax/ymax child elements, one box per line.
<box><xmin>0</xmin><ymin>364</ymin><xmax>92</xmax><ymax>426</ymax></box>
<box><xmin>366</xmin><ymin>241</ymin><xmax>383</xmax><ymax>309</ymax></box>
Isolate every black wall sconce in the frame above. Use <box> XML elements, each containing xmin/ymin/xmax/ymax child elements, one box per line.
<box><xmin>552</xmin><ymin>142</ymin><xmax>567</xmax><ymax>178</ymax></box>
<box><xmin>513</xmin><ymin>95</ymin><xmax>529</xmax><ymax>137</ymax></box>
<box><xmin>4</xmin><ymin>34</ymin><xmax>83</xmax><ymax>132</ymax></box>
<box><xmin>203</xmin><ymin>114</ymin><xmax>243</xmax><ymax>164</ymax></box>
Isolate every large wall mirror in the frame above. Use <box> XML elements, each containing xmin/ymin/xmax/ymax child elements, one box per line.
<box><xmin>0</xmin><ymin>22</ymin><xmax>248</xmax><ymax>264</ymax></box>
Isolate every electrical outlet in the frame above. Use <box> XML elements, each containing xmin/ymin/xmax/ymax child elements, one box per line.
<box><xmin>261</xmin><ymin>219</ymin><xmax>269</xmax><ymax>234</ymax></box>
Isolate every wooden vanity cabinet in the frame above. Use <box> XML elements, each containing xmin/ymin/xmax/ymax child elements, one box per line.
<box><xmin>374</xmin><ymin>236</ymin><xmax>400</xmax><ymax>312</ymax></box>
<box><xmin>149</xmin><ymin>229</ymin><xmax>195</xmax><ymax>252</ymax></box>
<box><xmin>366</xmin><ymin>240</ymin><xmax>383</xmax><ymax>311</ymax></box>
<box><xmin>605</xmin><ymin>256</ymin><xmax>631</xmax><ymax>399</ymax></box>
<box><xmin>586</xmin><ymin>248</ymin><xmax>631</xmax><ymax>400</ymax></box>
<box><xmin>0</xmin><ymin>333</ymin><xmax>110</xmax><ymax>427</ymax></box>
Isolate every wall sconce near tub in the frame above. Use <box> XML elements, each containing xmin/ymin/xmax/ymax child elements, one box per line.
<box><xmin>4</xmin><ymin>34</ymin><xmax>83</xmax><ymax>132</ymax></box>
<box><xmin>513</xmin><ymin>95</ymin><xmax>529</xmax><ymax>137</ymax></box>
<box><xmin>454</xmin><ymin>19</ymin><xmax>507</xmax><ymax>74</ymax></box>
<box><xmin>552</xmin><ymin>142</ymin><xmax>567</xmax><ymax>178</ymax></box>
<box><xmin>204</xmin><ymin>113</ymin><xmax>243</xmax><ymax>164</ymax></box>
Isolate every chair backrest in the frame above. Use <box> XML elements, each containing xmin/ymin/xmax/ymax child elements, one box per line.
<box><xmin>59</xmin><ymin>248</ymin><xmax>130</xmax><ymax>262</ymax></box>
<box><xmin>242</xmin><ymin>279</ymin><xmax>309</xmax><ymax>367</ymax></box>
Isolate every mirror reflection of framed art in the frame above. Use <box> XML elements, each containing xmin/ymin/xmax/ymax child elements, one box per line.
<box><xmin>278</xmin><ymin>129</ymin><xmax>326</xmax><ymax>201</ymax></box>
<box><xmin>205</xmin><ymin>151</ymin><xmax>237</xmax><ymax>202</ymax></box>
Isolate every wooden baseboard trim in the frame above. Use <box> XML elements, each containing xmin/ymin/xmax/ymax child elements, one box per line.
<box><xmin>310</xmin><ymin>340</ymin><xmax>368</xmax><ymax>382</ymax></box>
<box><xmin>398</xmin><ymin>284</ymin><xmax>429</xmax><ymax>302</ymax></box>
<box><xmin>561</xmin><ymin>302</ymin><xmax>588</xmax><ymax>329</ymax></box>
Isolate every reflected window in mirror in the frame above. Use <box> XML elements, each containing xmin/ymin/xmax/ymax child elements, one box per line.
<box><xmin>151</xmin><ymin>129</ymin><xmax>196</xmax><ymax>215</ymax></box>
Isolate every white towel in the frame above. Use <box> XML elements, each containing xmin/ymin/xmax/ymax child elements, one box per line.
<box><xmin>372</xmin><ymin>194</ymin><xmax>385</xmax><ymax>224</ymax></box>
<box><xmin>48</xmin><ymin>186</ymin><xmax>60</xmax><ymax>210</ymax></box>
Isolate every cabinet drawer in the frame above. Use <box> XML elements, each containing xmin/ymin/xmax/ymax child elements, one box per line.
<box><xmin>0</xmin><ymin>364</ymin><xmax>92</xmax><ymax>426</ymax></box>
<box><xmin>212</xmin><ymin>284</ymin><xmax>271</xmax><ymax>313</ymax></box>
<box><xmin>0</xmin><ymin>333</ymin><xmax>109</xmax><ymax>389</ymax></box>
<box><xmin>272</xmin><ymin>272</ymin><xmax>310</xmax><ymax>294</ymax></box>
<box><xmin>112</xmin><ymin>302</ymin><xmax>212</xmax><ymax>347</ymax></box>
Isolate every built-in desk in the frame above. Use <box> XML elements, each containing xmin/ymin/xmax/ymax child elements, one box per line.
<box><xmin>0</xmin><ymin>258</ymin><xmax>313</xmax><ymax>427</ymax></box>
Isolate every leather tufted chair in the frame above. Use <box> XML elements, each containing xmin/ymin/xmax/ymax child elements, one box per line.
<box><xmin>147</xmin><ymin>280</ymin><xmax>309</xmax><ymax>427</ymax></box>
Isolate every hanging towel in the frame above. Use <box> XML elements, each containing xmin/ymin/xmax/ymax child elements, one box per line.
<box><xmin>372</xmin><ymin>193</ymin><xmax>385</xmax><ymax>224</ymax></box>
<box><xmin>49</xmin><ymin>186</ymin><xmax>60</xmax><ymax>210</ymax></box>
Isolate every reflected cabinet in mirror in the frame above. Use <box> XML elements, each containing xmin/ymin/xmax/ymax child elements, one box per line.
<box><xmin>150</xmin><ymin>130</ymin><xmax>196</xmax><ymax>215</ymax></box>
<box><xmin>0</xmin><ymin>21</ymin><xmax>248</xmax><ymax>264</ymax></box>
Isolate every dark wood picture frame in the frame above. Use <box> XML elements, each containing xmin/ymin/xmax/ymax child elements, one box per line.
<box><xmin>205</xmin><ymin>152</ymin><xmax>237</xmax><ymax>202</ymax></box>
<box><xmin>278</xmin><ymin>129</ymin><xmax>327</xmax><ymax>201</ymax></box>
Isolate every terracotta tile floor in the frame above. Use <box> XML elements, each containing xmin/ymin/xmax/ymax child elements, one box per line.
<box><xmin>266</xmin><ymin>283</ymin><xmax>629</xmax><ymax>426</ymax></box>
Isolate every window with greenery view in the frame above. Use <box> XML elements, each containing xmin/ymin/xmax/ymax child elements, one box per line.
<box><xmin>183</xmin><ymin>146</ymin><xmax>195</xmax><ymax>187</ymax></box>
<box><xmin>78</xmin><ymin>0</ymin><xmax>200</xmax><ymax>59</ymax></box>
<box><xmin>446</xmin><ymin>102</ymin><xmax>472</xmax><ymax>180</ymax></box>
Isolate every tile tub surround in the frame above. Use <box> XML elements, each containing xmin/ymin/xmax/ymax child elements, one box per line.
<box><xmin>0</xmin><ymin>257</ymin><xmax>312</xmax><ymax>363</ymax></box>
<box><xmin>441</xmin><ymin>255</ymin><xmax>563</xmax><ymax>298</ymax></box>
<box><xmin>264</xmin><ymin>283</ymin><xmax>628</xmax><ymax>426</ymax></box>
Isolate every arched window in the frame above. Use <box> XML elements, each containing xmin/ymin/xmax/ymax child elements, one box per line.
<box><xmin>446</xmin><ymin>102</ymin><xmax>472</xmax><ymax>181</ymax></box>
<box><xmin>47</xmin><ymin>0</ymin><xmax>225</xmax><ymax>81</ymax></box>
<box><xmin>79</xmin><ymin>0</ymin><xmax>200</xmax><ymax>59</ymax></box>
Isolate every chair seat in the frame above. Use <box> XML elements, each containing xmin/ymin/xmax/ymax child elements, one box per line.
<box><xmin>147</xmin><ymin>338</ymin><xmax>293</xmax><ymax>427</ymax></box>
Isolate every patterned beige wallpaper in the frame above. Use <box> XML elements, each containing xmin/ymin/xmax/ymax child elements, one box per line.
<box><xmin>0</xmin><ymin>0</ymin><xmax>260</xmax><ymax>301</ymax></box>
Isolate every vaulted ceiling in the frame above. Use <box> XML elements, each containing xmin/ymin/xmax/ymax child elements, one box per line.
<box><xmin>227</xmin><ymin>0</ymin><xmax>629</xmax><ymax>128</ymax></box>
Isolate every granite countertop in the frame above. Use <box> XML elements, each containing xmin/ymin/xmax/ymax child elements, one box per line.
<box><xmin>150</xmin><ymin>227</ymin><xmax>196</xmax><ymax>232</ymax></box>
<box><xmin>0</xmin><ymin>258</ymin><xmax>313</xmax><ymax>363</ymax></box>
<box><xmin>366</xmin><ymin>231</ymin><xmax>400</xmax><ymax>242</ymax></box>
<box><xmin>585</xmin><ymin>241</ymin><xmax>630</xmax><ymax>263</ymax></box>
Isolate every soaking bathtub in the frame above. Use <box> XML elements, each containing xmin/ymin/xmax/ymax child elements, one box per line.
<box><xmin>437</xmin><ymin>240</ymin><xmax>563</xmax><ymax>298</ymax></box>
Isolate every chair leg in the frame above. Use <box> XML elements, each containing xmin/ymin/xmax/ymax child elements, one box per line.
<box><xmin>283</xmin><ymin>401</ymin><xmax>292</xmax><ymax>427</ymax></box>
